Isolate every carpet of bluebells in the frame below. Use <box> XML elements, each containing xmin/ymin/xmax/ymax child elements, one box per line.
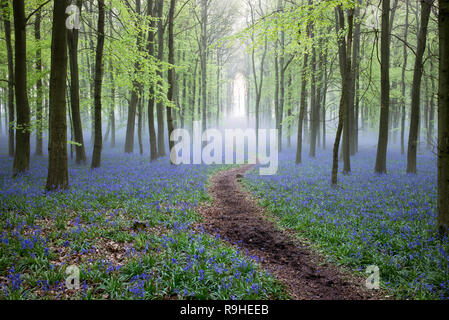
<box><xmin>245</xmin><ymin>146</ymin><xmax>449</xmax><ymax>300</ymax></box>
<box><xmin>0</xmin><ymin>140</ymin><xmax>286</xmax><ymax>300</ymax></box>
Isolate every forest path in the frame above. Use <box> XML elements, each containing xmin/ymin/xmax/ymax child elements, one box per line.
<box><xmin>197</xmin><ymin>165</ymin><xmax>382</xmax><ymax>300</ymax></box>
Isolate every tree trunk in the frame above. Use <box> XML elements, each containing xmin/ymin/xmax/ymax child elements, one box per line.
<box><xmin>279</xmin><ymin>17</ymin><xmax>285</xmax><ymax>152</ymax></box>
<box><xmin>309</xmin><ymin>29</ymin><xmax>317</xmax><ymax>158</ymax></box>
<box><xmin>91</xmin><ymin>0</ymin><xmax>105</xmax><ymax>169</ymax></box>
<box><xmin>34</xmin><ymin>9</ymin><xmax>43</xmax><ymax>156</ymax></box>
<box><xmin>350</xmin><ymin>0</ymin><xmax>361</xmax><ymax>155</ymax></box>
<box><xmin>438</xmin><ymin>0</ymin><xmax>449</xmax><ymax>235</ymax></box>
<box><xmin>274</xmin><ymin>42</ymin><xmax>280</xmax><ymax>148</ymax></box>
<box><xmin>401</xmin><ymin>0</ymin><xmax>409</xmax><ymax>155</ymax></box>
<box><xmin>216</xmin><ymin>51</ymin><xmax>221</xmax><ymax>126</ymax></box>
<box><xmin>147</xmin><ymin>0</ymin><xmax>158</xmax><ymax>160</ymax></box>
<box><xmin>374</xmin><ymin>0</ymin><xmax>391</xmax><ymax>174</ymax></box>
<box><xmin>2</xmin><ymin>1</ymin><xmax>15</xmax><ymax>157</ymax></box>
<box><xmin>429</xmin><ymin>59</ymin><xmax>436</xmax><ymax>150</ymax></box>
<box><xmin>156</xmin><ymin>0</ymin><xmax>166</xmax><ymax>157</ymax></box>
<box><xmin>200</xmin><ymin>0</ymin><xmax>208</xmax><ymax>134</ymax></box>
<box><xmin>109</xmin><ymin>66</ymin><xmax>116</xmax><ymax>148</ymax></box>
<box><xmin>46</xmin><ymin>0</ymin><xmax>69</xmax><ymax>190</ymax></box>
<box><xmin>138</xmin><ymin>95</ymin><xmax>143</xmax><ymax>155</ymax></box>
<box><xmin>124</xmin><ymin>0</ymin><xmax>143</xmax><ymax>154</ymax></box>
<box><xmin>68</xmin><ymin>0</ymin><xmax>87</xmax><ymax>164</ymax></box>
<box><xmin>332</xmin><ymin>7</ymin><xmax>353</xmax><ymax>184</ymax></box>
<box><xmin>407</xmin><ymin>0</ymin><xmax>433</xmax><ymax>174</ymax></box>
<box><xmin>167</xmin><ymin>0</ymin><xmax>176</xmax><ymax>163</ymax></box>
<box><xmin>296</xmin><ymin>51</ymin><xmax>309</xmax><ymax>164</ymax></box>
<box><xmin>0</xmin><ymin>90</ymin><xmax>2</xmax><ymax>135</ymax></box>
<box><xmin>12</xmin><ymin>0</ymin><xmax>30</xmax><ymax>175</ymax></box>
<box><xmin>287</xmin><ymin>72</ymin><xmax>292</xmax><ymax>148</ymax></box>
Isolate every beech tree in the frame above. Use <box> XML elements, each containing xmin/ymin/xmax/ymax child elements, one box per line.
<box><xmin>406</xmin><ymin>0</ymin><xmax>434</xmax><ymax>174</ymax></box>
<box><xmin>91</xmin><ymin>0</ymin><xmax>105</xmax><ymax>169</ymax></box>
<box><xmin>374</xmin><ymin>0</ymin><xmax>391</xmax><ymax>174</ymax></box>
<box><xmin>34</xmin><ymin>8</ymin><xmax>43</xmax><ymax>156</ymax></box>
<box><xmin>331</xmin><ymin>5</ymin><xmax>353</xmax><ymax>185</ymax></box>
<box><xmin>68</xmin><ymin>0</ymin><xmax>87</xmax><ymax>164</ymax></box>
<box><xmin>46</xmin><ymin>0</ymin><xmax>69</xmax><ymax>190</ymax></box>
<box><xmin>1</xmin><ymin>0</ymin><xmax>15</xmax><ymax>158</ymax></box>
<box><xmin>12</xmin><ymin>0</ymin><xmax>30</xmax><ymax>175</ymax></box>
<box><xmin>438</xmin><ymin>0</ymin><xmax>449</xmax><ymax>235</ymax></box>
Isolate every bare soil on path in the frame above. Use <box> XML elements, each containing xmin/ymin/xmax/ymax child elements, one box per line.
<box><xmin>197</xmin><ymin>165</ymin><xmax>385</xmax><ymax>300</ymax></box>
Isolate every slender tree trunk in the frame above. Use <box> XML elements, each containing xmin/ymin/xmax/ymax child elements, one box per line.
<box><xmin>274</xmin><ymin>42</ymin><xmax>280</xmax><ymax>148</ymax></box>
<box><xmin>200</xmin><ymin>0</ymin><xmax>208</xmax><ymax>134</ymax></box>
<box><xmin>46</xmin><ymin>0</ymin><xmax>69</xmax><ymax>190</ymax></box>
<box><xmin>296</xmin><ymin>51</ymin><xmax>309</xmax><ymax>164</ymax></box>
<box><xmin>109</xmin><ymin>68</ymin><xmax>116</xmax><ymax>148</ymax></box>
<box><xmin>438</xmin><ymin>0</ymin><xmax>449</xmax><ymax>235</ymax></box>
<box><xmin>425</xmin><ymin>75</ymin><xmax>430</xmax><ymax>150</ymax></box>
<box><xmin>147</xmin><ymin>0</ymin><xmax>157</xmax><ymax>160</ymax></box>
<box><xmin>429</xmin><ymin>59</ymin><xmax>436</xmax><ymax>150</ymax></box>
<box><xmin>68</xmin><ymin>0</ymin><xmax>87</xmax><ymax>164</ymax></box>
<box><xmin>12</xmin><ymin>0</ymin><xmax>30</xmax><ymax>175</ymax></box>
<box><xmin>332</xmin><ymin>7</ymin><xmax>353</xmax><ymax>184</ymax></box>
<box><xmin>0</xmin><ymin>91</ymin><xmax>2</xmax><ymax>135</ymax></box>
<box><xmin>279</xmin><ymin>21</ymin><xmax>285</xmax><ymax>152</ymax></box>
<box><xmin>124</xmin><ymin>0</ymin><xmax>143</xmax><ymax>154</ymax></box>
<box><xmin>91</xmin><ymin>0</ymin><xmax>105</xmax><ymax>169</ymax></box>
<box><xmin>309</xmin><ymin>28</ymin><xmax>317</xmax><ymax>158</ymax></box>
<box><xmin>287</xmin><ymin>72</ymin><xmax>292</xmax><ymax>148</ymax></box>
<box><xmin>167</xmin><ymin>0</ymin><xmax>176</xmax><ymax>163</ymax></box>
<box><xmin>2</xmin><ymin>1</ymin><xmax>15</xmax><ymax>158</ymax></box>
<box><xmin>407</xmin><ymin>0</ymin><xmax>433</xmax><ymax>174</ymax></box>
<box><xmin>108</xmin><ymin>3</ymin><xmax>116</xmax><ymax>149</ymax></box>
<box><xmin>34</xmin><ymin>9</ymin><xmax>43</xmax><ymax>156</ymax></box>
<box><xmin>216</xmin><ymin>51</ymin><xmax>221</xmax><ymax>126</ymax></box>
<box><xmin>374</xmin><ymin>0</ymin><xmax>391</xmax><ymax>174</ymax></box>
<box><xmin>156</xmin><ymin>0</ymin><xmax>166</xmax><ymax>157</ymax></box>
<box><xmin>401</xmin><ymin>0</ymin><xmax>409</xmax><ymax>155</ymax></box>
<box><xmin>138</xmin><ymin>95</ymin><xmax>143</xmax><ymax>155</ymax></box>
<box><xmin>350</xmin><ymin>1</ymin><xmax>361</xmax><ymax>155</ymax></box>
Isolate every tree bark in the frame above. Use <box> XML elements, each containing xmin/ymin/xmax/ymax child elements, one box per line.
<box><xmin>401</xmin><ymin>0</ymin><xmax>409</xmax><ymax>155</ymax></box>
<box><xmin>296</xmin><ymin>50</ymin><xmax>309</xmax><ymax>164</ymax></box>
<box><xmin>147</xmin><ymin>0</ymin><xmax>158</xmax><ymax>160</ymax></box>
<box><xmin>124</xmin><ymin>0</ymin><xmax>143</xmax><ymax>154</ymax></box>
<box><xmin>438</xmin><ymin>0</ymin><xmax>449</xmax><ymax>235</ymax></box>
<box><xmin>68</xmin><ymin>0</ymin><xmax>87</xmax><ymax>164</ymax></box>
<box><xmin>156</xmin><ymin>0</ymin><xmax>166</xmax><ymax>157</ymax></box>
<box><xmin>429</xmin><ymin>59</ymin><xmax>436</xmax><ymax>150</ymax></box>
<box><xmin>350</xmin><ymin>0</ymin><xmax>361</xmax><ymax>155</ymax></box>
<box><xmin>374</xmin><ymin>0</ymin><xmax>391</xmax><ymax>174</ymax></box>
<box><xmin>46</xmin><ymin>0</ymin><xmax>69</xmax><ymax>190</ymax></box>
<box><xmin>309</xmin><ymin>28</ymin><xmax>317</xmax><ymax>158</ymax></box>
<box><xmin>34</xmin><ymin>9</ymin><xmax>43</xmax><ymax>156</ymax></box>
<box><xmin>407</xmin><ymin>0</ymin><xmax>433</xmax><ymax>174</ymax></box>
<box><xmin>138</xmin><ymin>95</ymin><xmax>143</xmax><ymax>155</ymax></box>
<box><xmin>332</xmin><ymin>6</ymin><xmax>353</xmax><ymax>184</ymax></box>
<box><xmin>12</xmin><ymin>0</ymin><xmax>30</xmax><ymax>175</ymax></box>
<box><xmin>167</xmin><ymin>0</ymin><xmax>176</xmax><ymax>163</ymax></box>
<box><xmin>91</xmin><ymin>0</ymin><xmax>105</xmax><ymax>169</ymax></box>
<box><xmin>2</xmin><ymin>1</ymin><xmax>15</xmax><ymax>158</ymax></box>
<box><xmin>200</xmin><ymin>0</ymin><xmax>208</xmax><ymax>134</ymax></box>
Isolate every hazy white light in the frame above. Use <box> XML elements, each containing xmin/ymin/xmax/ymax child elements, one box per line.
<box><xmin>232</xmin><ymin>73</ymin><xmax>246</xmax><ymax>118</ymax></box>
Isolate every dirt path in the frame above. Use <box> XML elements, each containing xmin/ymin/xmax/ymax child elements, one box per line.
<box><xmin>197</xmin><ymin>165</ymin><xmax>383</xmax><ymax>300</ymax></box>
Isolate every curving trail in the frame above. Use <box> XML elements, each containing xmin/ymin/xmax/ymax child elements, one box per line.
<box><xmin>198</xmin><ymin>165</ymin><xmax>383</xmax><ymax>300</ymax></box>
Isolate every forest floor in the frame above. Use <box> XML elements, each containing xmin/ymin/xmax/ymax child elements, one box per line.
<box><xmin>197</xmin><ymin>165</ymin><xmax>383</xmax><ymax>300</ymax></box>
